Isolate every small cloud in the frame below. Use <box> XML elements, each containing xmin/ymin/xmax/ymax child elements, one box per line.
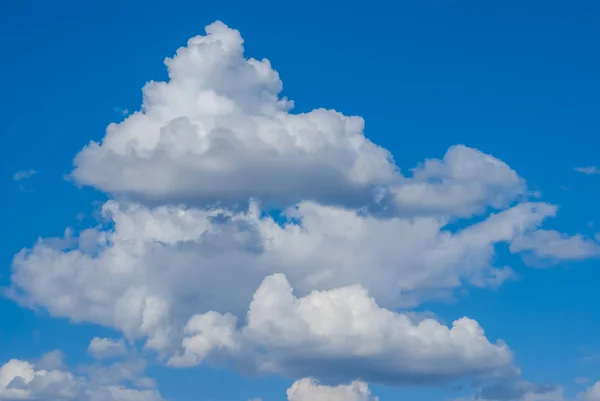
<box><xmin>576</xmin><ymin>377</ymin><xmax>590</xmax><ymax>384</ymax></box>
<box><xmin>575</xmin><ymin>166</ymin><xmax>600</xmax><ymax>175</ymax></box>
<box><xmin>114</xmin><ymin>107</ymin><xmax>129</xmax><ymax>116</ymax></box>
<box><xmin>581</xmin><ymin>347</ymin><xmax>600</xmax><ymax>362</ymax></box>
<box><xmin>88</xmin><ymin>337</ymin><xmax>127</xmax><ymax>359</ymax></box>
<box><xmin>560</xmin><ymin>185</ymin><xmax>568</xmax><ymax>191</ymax></box>
<box><xmin>76</xmin><ymin>212</ymin><xmax>86</xmax><ymax>223</ymax></box>
<box><xmin>37</xmin><ymin>350</ymin><xmax>65</xmax><ymax>370</ymax></box>
<box><xmin>13</xmin><ymin>169</ymin><xmax>37</xmax><ymax>181</ymax></box>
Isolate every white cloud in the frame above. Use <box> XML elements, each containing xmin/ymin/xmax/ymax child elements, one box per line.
<box><xmin>389</xmin><ymin>145</ymin><xmax>526</xmax><ymax>218</ymax></box>
<box><xmin>69</xmin><ymin>22</ymin><xmax>528</xmax><ymax>219</ymax></box>
<box><xmin>574</xmin><ymin>166</ymin><xmax>600</xmax><ymax>175</ymax></box>
<box><xmin>12</xmin><ymin>169</ymin><xmax>36</xmax><ymax>181</ymax></box>
<box><xmin>0</xmin><ymin>353</ymin><xmax>162</xmax><ymax>401</ymax></box>
<box><xmin>170</xmin><ymin>274</ymin><xmax>514</xmax><ymax>384</ymax></box>
<box><xmin>582</xmin><ymin>382</ymin><xmax>600</xmax><ymax>401</ymax></box>
<box><xmin>10</xmin><ymin>198</ymin><xmax>557</xmax><ymax>357</ymax></box>
<box><xmin>7</xmin><ymin>20</ymin><xmax>599</xmax><ymax>390</ymax></box>
<box><xmin>89</xmin><ymin>338</ymin><xmax>128</xmax><ymax>359</ymax></box>
<box><xmin>510</xmin><ymin>230</ymin><xmax>600</xmax><ymax>262</ymax></box>
<box><xmin>286</xmin><ymin>378</ymin><xmax>377</xmax><ymax>401</ymax></box>
<box><xmin>71</xmin><ymin>21</ymin><xmax>397</xmax><ymax>209</ymax></box>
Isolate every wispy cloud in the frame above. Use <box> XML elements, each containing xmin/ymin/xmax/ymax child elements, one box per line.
<box><xmin>13</xmin><ymin>169</ymin><xmax>37</xmax><ymax>181</ymax></box>
<box><xmin>574</xmin><ymin>166</ymin><xmax>600</xmax><ymax>175</ymax></box>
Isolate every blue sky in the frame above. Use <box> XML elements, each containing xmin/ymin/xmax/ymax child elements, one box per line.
<box><xmin>1</xmin><ymin>1</ymin><xmax>600</xmax><ymax>401</ymax></box>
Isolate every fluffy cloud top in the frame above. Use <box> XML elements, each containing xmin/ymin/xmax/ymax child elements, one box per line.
<box><xmin>389</xmin><ymin>145</ymin><xmax>526</xmax><ymax>217</ymax></box>
<box><xmin>71</xmin><ymin>21</ymin><xmax>397</xmax><ymax>208</ymax></box>
<box><xmin>70</xmin><ymin>22</ymin><xmax>530</xmax><ymax>219</ymax></box>
<box><xmin>286</xmin><ymin>378</ymin><xmax>377</xmax><ymax>401</ymax></box>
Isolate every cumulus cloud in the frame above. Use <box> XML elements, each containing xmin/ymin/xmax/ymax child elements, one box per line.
<box><xmin>170</xmin><ymin>274</ymin><xmax>514</xmax><ymax>384</ymax></box>
<box><xmin>7</xmin><ymin>20</ymin><xmax>599</xmax><ymax>390</ymax></box>
<box><xmin>69</xmin><ymin>22</ymin><xmax>529</xmax><ymax>219</ymax></box>
<box><xmin>388</xmin><ymin>145</ymin><xmax>526</xmax><ymax>218</ymax></box>
<box><xmin>286</xmin><ymin>378</ymin><xmax>378</xmax><ymax>401</ymax></box>
<box><xmin>71</xmin><ymin>21</ymin><xmax>397</xmax><ymax>209</ymax></box>
<box><xmin>89</xmin><ymin>338</ymin><xmax>128</xmax><ymax>359</ymax></box>
<box><xmin>0</xmin><ymin>352</ymin><xmax>162</xmax><ymax>401</ymax></box>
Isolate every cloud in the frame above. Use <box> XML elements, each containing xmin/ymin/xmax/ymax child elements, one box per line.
<box><xmin>0</xmin><ymin>352</ymin><xmax>163</xmax><ymax>401</ymax></box>
<box><xmin>574</xmin><ymin>166</ymin><xmax>600</xmax><ymax>175</ymax></box>
<box><xmin>12</xmin><ymin>169</ymin><xmax>36</xmax><ymax>181</ymax></box>
<box><xmin>582</xmin><ymin>382</ymin><xmax>600</xmax><ymax>401</ymax></box>
<box><xmin>477</xmin><ymin>381</ymin><xmax>561</xmax><ymax>401</ymax></box>
<box><xmin>71</xmin><ymin>22</ymin><xmax>397</xmax><ymax>209</ymax></box>
<box><xmin>89</xmin><ymin>338</ymin><xmax>128</xmax><ymax>359</ymax></box>
<box><xmin>69</xmin><ymin>22</ymin><xmax>528</xmax><ymax>219</ymax></box>
<box><xmin>388</xmin><ymin>145</ymin><xmax>526</xmax><ymax>218</ymax></box>
<box><xmin>170</xmin><ymin>274</ymin><xmax>514</xmax><ymax>385</ymax></box>
<box><xmin>457</xmin><ymin>379</ymin><xmax>600</xmax><ymax>401</ymax></box>
<box><xmin>7</xmin><ymin>20</ymin><xmax>599</xmax><ymax>390</ymax></box>
<box><xmin>0</xmin><ymin>349</ymin><xmax>383</xmax><ymax>401</ymax></box>
<box><xmin>510</xmin><ymin>230</ymin><xmax>600</xmax><ymax>263</ymax></box>
<box><xmin>286</xmin><ymin>378</ymin><xmax>378</xmax><ymax>401</ymax></box>
<box><xmin>10</xmin><ymin>198</ymin><xmax>557</xmax><ymax>355</ymax></box>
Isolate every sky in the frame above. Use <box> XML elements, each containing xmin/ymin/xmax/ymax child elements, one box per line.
<box><xmin>1</xmin><ymin>0</ymin><xmax>600</xmax><ymax>400</ymax></box>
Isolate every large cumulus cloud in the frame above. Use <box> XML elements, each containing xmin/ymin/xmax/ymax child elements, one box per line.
<box><xmin>8</xmin><ymin>20</ymin><xmax>600</xmax><ymax>390</ymax></box>
<box><xmin>71</xmin><ymin>21</ymin><xmax>397</xmax><ymax>209</ymax></box>
<box><xmin>70</xmin><ymin>21</ymin><xmax>531</xmax><ymax>219</ymax></box>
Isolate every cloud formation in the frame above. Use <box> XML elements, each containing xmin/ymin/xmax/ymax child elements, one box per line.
<box><xmin>8</xmin><ymin>20</ymin><xmax>599</xmax><ymax>391</ymax></box>
<box><xmin>10</xmin><ymin>198</ymin><xmax>560</xmax><ymax>359</ymax></box>
<box><xmin>71</xmin><ymin>22</ymin><xmax>396</xmax><ymax>209</ymax></box>
<box><xmin>70</xmin><ymin>22</ymin><xmax>529</xmax><ymax>220</ymax></box>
